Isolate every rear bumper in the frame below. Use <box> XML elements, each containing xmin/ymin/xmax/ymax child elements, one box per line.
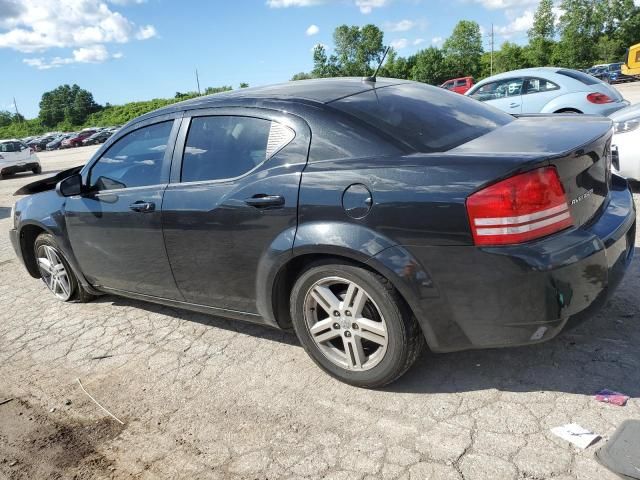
<box><xmin>393</xmin><ymin>175</ymin><xmax>636</xmax><ymax>352</ymax></box>
<box><xmin>0</xmin><ymin>162</ymin><xmax>39</xmax><ymax>176</ymax></box>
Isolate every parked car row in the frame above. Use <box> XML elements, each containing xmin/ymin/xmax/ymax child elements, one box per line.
<box><xmin>586</xmin><ymin>63</ymin><xmax>637</xmax><ymax>84</ymax></box>
<box><xmin>13</xmin><ymin>126</ymin><xmax>121</xmax><ymax>153</ymax></box>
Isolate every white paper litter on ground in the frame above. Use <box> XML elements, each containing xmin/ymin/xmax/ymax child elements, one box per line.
<box><xmin>551</xmin><ymin>423</ymin><xmax>601</xmax><ymax>449</ymax></box>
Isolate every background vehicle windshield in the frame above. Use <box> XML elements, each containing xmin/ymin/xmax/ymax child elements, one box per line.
<box><xmin>331</xmin><ymin>83</ymin><xmax>513</xmax><ymax>153</ymax></box>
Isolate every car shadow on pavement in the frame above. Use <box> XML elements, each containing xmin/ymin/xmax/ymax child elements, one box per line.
<box><xmin>92</xmin><ymin>295</ymin><xmax>299</xmax><ymax>347</ymax></box>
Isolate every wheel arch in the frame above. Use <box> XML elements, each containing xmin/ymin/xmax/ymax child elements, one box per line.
<box><xmin>264</xmin><ymin>240</ymin><xmax>439</xmax><ymax>350</ymax></box>
<box><xmin>18</xmin><ymin>222</ymin><xmax>51</xmax><ymax>278</ymax></box>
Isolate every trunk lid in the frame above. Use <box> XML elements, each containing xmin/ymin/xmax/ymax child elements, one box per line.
<box><xmin>450</xmin><ymin>115</ymin><xmax>614</xmax><ymax>228</ymax></box>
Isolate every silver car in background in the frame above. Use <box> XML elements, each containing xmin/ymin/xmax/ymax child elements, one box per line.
<box><xmin>466</xmin><ymin>67</ymin><xmax>629</xmax><ymax>115</ymax></box>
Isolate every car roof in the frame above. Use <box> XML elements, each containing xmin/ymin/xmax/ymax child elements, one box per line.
<box><xmin>0</xmin><ymin>139</ymin><xmax>21</xmax><ymax>143</ymax></box>
<box><xmin>474</xmin><ymin>67</ymin><xmax>563</xmax><ymax>85</ymax></box>
<box><xmin>133</xmin><ymin>77</ymin><xmax>410</xmax><ymax>123</ymax></box>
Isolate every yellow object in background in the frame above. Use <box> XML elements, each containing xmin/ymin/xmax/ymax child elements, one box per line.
<box><xmin>622</xmin><ymin>43</ymin><xmax>640</xmax><ymax>76</ymax></box>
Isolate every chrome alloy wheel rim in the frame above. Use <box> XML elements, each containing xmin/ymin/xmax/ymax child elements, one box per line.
<box><xmin>303</xmin><ymin>276</ymin><xmax>388</xmax><ymax>371</ymax></box>
<box><xmin>36</xmin><ymin>245</ymin><xmax>72</xmax><ymax>301</ymax></box>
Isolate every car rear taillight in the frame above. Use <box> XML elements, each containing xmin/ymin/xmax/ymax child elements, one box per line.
<box><xmin>466</xmin><ymin>167</ymin><xmax>573</xmax><ymax>246</ymax></box>
<box><xmin>587</xmin><ymin>92</ymin><xmax>613</xmax><ymax>104</ymax></box>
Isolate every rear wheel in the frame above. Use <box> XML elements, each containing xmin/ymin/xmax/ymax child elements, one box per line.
<box><xmin>34</xmin><ymin>233</ymin><xmax>94</xmax><ymax>303</ymax></box>
<box><xmin>290</xmin><ymin>261</ymin><xmax>424</xmax><ymax>388</ymax></box>
<box><xmin>32</xmin><ymin>164</ymin><xmax>42</xmax><ymax>175</ymax></box>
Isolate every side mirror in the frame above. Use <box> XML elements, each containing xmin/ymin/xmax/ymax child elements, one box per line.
<box><xmin>56</xmin><ymin>173</ymin><xmax>84</xmax><ymax>197</ymax></box>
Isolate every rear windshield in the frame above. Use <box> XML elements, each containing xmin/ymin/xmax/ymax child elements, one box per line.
<box><xmin>557</xmin><ymin>69</ymin><xmax>601</xmax><ymax>85</ymax></box>
<box><xmin>330</xmin><ymin>83</ymin><xmax>513</xmax><ymax>153</ymax></box>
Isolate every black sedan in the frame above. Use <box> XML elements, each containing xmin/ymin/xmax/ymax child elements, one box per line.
<box><xmin>9</xmin><ymin>78</ymin><xmax>636</xmax><ymax>387</ymax></box>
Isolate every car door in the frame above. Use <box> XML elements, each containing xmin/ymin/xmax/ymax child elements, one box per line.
<box><xmin>161</xmin><ymin>108</ymin><xmax>311</xmax><ymax>313</ymax></box>
<box><xmin>470</xmin><ymin>78</ymin><xmax>524</xmax><ymax>113</ymax></box>
<box><xmin>519</xmin><ymin>77</ymin><xmax>561</xmax><ymax>113</ymax></box>
<box><xmin>65</xmin><ymin>116</ymin><xmax>184</xmax><ymax>299</ymax></box>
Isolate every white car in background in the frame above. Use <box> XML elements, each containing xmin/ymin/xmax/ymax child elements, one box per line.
<box><xmin>611</xmin><ymin>103</ymin><xmax>640</xmax><ymax>181</ymax></box>
<box><xmin>466</xmin><ymin>67</ymin><xmax>629</xmax><ymax>115</ymax></box>
<box><xmin>0</xmin><ymin>139</ymin><xmax>42</xmax><ymax>179</ymax></box>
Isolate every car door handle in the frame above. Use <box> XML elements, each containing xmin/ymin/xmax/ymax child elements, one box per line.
<box><xmin>244</xmin><ymin>194</ymin><xmax>285</xmax><ymax>208</ymax></box>
<box><xmin>509</xmin><ymin>102</ymin><xmax>520</xmax><ymax>108</ymax></box>
<box><xmin>129</xmin><ymin>201</ymin><xmax>155</xmax><ymax>212</ymax></box>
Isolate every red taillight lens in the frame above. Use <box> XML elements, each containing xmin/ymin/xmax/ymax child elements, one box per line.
<box><xmin>587</xmin><ymin>92</ymin><xmax>613</xmax><ymax>104</ymax></box>
<box><xmin>466</xmin><ymin>167</ymin><xmax>573</xmax><ymax>246</ymax></box>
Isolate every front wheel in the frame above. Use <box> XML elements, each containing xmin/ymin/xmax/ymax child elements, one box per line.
<box><xmin>290</xmin><ymin>261</ymin><xmax>424</xmax><ymax>388</ymax></box>
<box><xmin>32</xmin><ymin>164</ymin><xmax>42</xmax><ymax>175</ymax></box>
<box><xmin>34</xmin><ymin>233</ymin><xmax>95</xmax><ymax>303</ymax></box>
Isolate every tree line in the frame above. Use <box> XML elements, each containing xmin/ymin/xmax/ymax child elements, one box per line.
<box><xmin>293</xmin><ymin>0</ymin><xmax>640</xmax><ymax>85</ymax></box>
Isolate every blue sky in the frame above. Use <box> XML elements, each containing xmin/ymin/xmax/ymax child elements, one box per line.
<box><xmin>0</xmin><ymin>0</ymin><xmax>539</xmax><ymax>118</ymax></box>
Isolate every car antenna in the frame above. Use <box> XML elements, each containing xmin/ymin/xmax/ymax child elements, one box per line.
<box><xmin>363</xmin><ymin>46</ymin><xmax>390</xmax><ymax>83</ymax></box>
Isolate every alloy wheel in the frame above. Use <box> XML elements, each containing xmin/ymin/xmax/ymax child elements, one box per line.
<box><xmin>36</xmin><ymin>245</ymin><xmax>73</xmax><ymax>301</ymax></box>
<box><xmin>303</xmin><ymin>276</ymin><xmax>388</xmax><ymax>371</ymax></box>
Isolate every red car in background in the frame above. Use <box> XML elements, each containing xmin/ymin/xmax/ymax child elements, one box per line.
<box><xmin>60</xmin><ymin>130</ymin><xmax>96</xmax><ymax>149</ymax></box>
<box><xmin>441</xmin><ymin>77</ymin><xmax>474</xmax><ymax>94</ymax></box>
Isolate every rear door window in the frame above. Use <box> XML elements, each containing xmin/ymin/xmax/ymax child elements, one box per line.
<box><xmin>181</xmin><ymin>116</ymin><xmax>293</xmax><ymax>183</ymax></box>
<box><xmin>524</xmin><ymin>78</ymin><xmax>560</xmax><ymax>94</ymax></box>
<box><xmin>331</xmin><ymin>83</ymin><xmax>512</xmax><ymax>153</ymax></box>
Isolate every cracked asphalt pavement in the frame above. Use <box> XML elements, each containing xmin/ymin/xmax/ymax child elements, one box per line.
<box><xmin>0</xmin><ymin>145</ymin><xmax>639</xmax><ymax>480</ymax></box>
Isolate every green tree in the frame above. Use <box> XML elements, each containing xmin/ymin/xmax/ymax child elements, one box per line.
<box><xmin>410</xmin><ymin>47</ymin><xmax>448</xmax><ymax>84</ymax></box>
<box><xmin>291</xmin><ymin>72</ymin><xmax>313</xmax><ymax>80</ymax></box>
<box><xmin>332</xmin><ymin>24</ymin><xmax>385</xmax><ymax>76</ymax></box>
<box><xmin>311</xmin><ymin>43</ymin><xmax>339</xmax><ymax>77</ymax></box>
<box><xmin>0</xmin><ymin>111</ymin><xmax>12</xmax><ymax>127</ymax></box>
<box><xmin>554</xmin><ymin>0</ymin><xmax>604</xmax><ymax>68</ymax></box>
<box><xmin>527</xmin><ymin>0</ymin><xmax>556</xmax><ymax>66</ymax></box>
<box><xmin>239</xmin><ymin>82</ymin><xmax>249</xmax><ymax>88</ymax></box>
<box><xmin>379</xmin><ymin>49</ymin><xmax>415</xmax><ymax>79</ymax></box>
<box><xmin>495</xmin><ymin>42</ymin><xmax>530</xmax><ymax>73</ymax></box>
<box><xmin>442</xmin><ymin>20</ymin><xmax>483</xmax><ymax>78</ymax></box>
<box><xmin>38</xmin><ymin>84</ymin><xmax>100</xmax><ymax>127</ymax></box>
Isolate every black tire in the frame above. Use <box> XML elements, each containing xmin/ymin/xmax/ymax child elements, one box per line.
<box><xmin>33</xmin><ymin>233</ymin><xmax>95</xmax><ymax>303</ymax></box>
<box><xmin>32</xmin><ymin>165</ymin><xmax>42</xmax><ymax>175</ymax></box>
<box><xmin>290</xmin><ymin>260</ymin><xmax>424</xmax><ymax>388</ymax></box>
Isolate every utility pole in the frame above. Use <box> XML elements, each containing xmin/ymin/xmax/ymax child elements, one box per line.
<box><xmin>195</xmin><ymin>69</ymin><xmax>201</xmax><ymax>95</ymax></box>
<box><xmin>490</xmin><ymin>24</ymin><xmax>494</xmax><ymax>76</ymax></box>
<box><xmin>13</xmin><ymin>97</ymin><xmax>22</xmax><ymax>122</ymax></box>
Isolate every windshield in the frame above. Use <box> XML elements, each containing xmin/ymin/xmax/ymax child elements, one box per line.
<box><xmin>330</xmin><ymin>83</ymin><xmax>513</xmax><ymax>153</ymax></box>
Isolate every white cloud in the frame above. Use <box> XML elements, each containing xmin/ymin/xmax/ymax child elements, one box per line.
<box><xmin>0</xmin><ymin>0</ymin><xmax>156</xmax><ymax>56</ymax></box>
<box><xmin>432</xmin><ymin>36</ymin><xmax>444</xmax><ymax>46</ymax></box>
<box><xmin>266</xmin><ymin>0</ymin><xmax>388</xmax><ymax>13</ymax></box>
<box><xmin>306</xmin><ymin>24</ymin><xmax>319</xmax><ymax>36</ymax></box>
<box><xmin>471</xmin><ymin>0</ymin><xmax>537</xmax><ymax>9</ymax></box>
<box><xmin>390</xmin><ymin>38</ymin><xmax>408</xmax><ymax>49</ymax></box>
<box><xmin>23</xmin><ymin>44</ymin><xmax>122</xmax><ymax>69</ymax></box>
<box><xmin>355</xmin><ymin>0</ymin><xmax>388</xmax><ymax>13</ymax></box>
<box><xmin>135</xmin><ymin>24</ymin><xmax>156</xmax><ymax>40</ymax></box>
<box><xmin>385</xmin><ymin>19</ymin><xmax>415</xmax><ymax>32</ymax></box>
<box><xmin>495</xmin><ymin>9</ymin><xmax>534</xmax><ymax>37</ymax></box>
<box><xmin>413</xmin><ymin>38</ymin><xmax>425</xmax><ymax>46</ymax></box>
<box><xmin>266</xmin><ymin>0</ymin><xmax>322</xmax><ymax>6</ymax></box>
